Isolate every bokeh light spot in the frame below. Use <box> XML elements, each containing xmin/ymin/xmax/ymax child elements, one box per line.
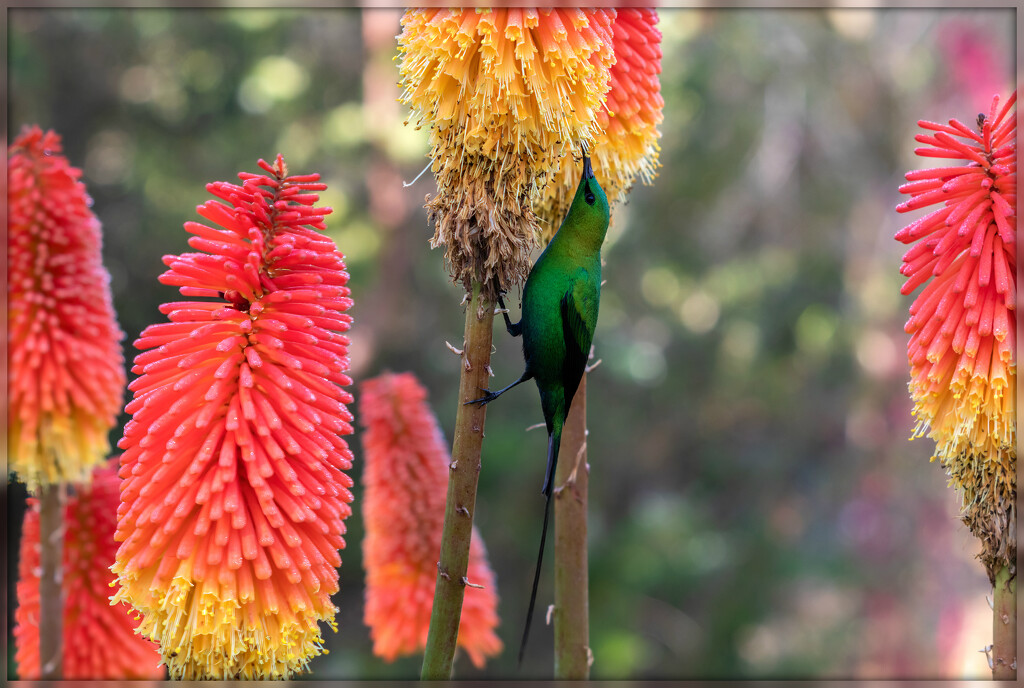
<box><xmin>641</xmin><ymin>266</ymin><xmax>681</xmax><ymax>309</ymax></box>
<box><xmin>238</xmin><ymin>56</ymin><xmax>309</xmax><ymax>114</ymax></box>
<box><xmin>327</xmin><ymin>220</ymin><xmax>380</xmax><ymax>265</ymax></box>
<box><xmin>324</xmin><ymin>103</ymin><xmax>366</xmax><ymax>149</ymax></box>
<box><xmin>678</xmin><ymin>290</ymin><xmax>720</xmax><ymax>334</ymax></box>
<box><xmin>85</xmin><ymin>129</ymin><xmax>134</xmax><ymax>185</ymax></box>
<box><xmin>795</xmin><ymin>304</ymin><xmax>838</xmax><ymax>355</ymax></box>
<box><xmin>627</xmin><ymin>340</ymin><xmax>667</xmax><ymax>386</ymax></box>
<box><xmin>722</xmin><ymin>319</ymin><xmax>762</xmax><ymax>364</ymax></box>
<box><xmin>827</xmin><ymin>9</ymin><xmax>877</xmax><ymax>41</ymax></box>
<box><xmin>855</xmin><ymin>329</ymin><xmax>898</xmax><ymax>379</ymax></box>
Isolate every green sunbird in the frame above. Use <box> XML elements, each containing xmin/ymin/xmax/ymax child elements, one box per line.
<box><xmin>468</xmin><ymin>154</ymin><xmax>609</xmax><ymax>664</ymax></box>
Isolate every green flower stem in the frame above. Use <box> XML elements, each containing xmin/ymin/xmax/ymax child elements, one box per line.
<box><xmin>421</xmin><ymin>281</ymin><xmax>496</xmax><ymax>679</ymax></box>
<box><xmin>553</xmin><ymin>372</ymin><xmax>590</xmax><ymax>679</ymax></box>
<box><xmin>992</xmin><ymin>564</ymin><xmax>1016</xmax><ymax>680</ymax></box>
<box><xmin>39</xmin><ymin>483</ymin><xmax>64</xmax><ymax>679</ymax></box>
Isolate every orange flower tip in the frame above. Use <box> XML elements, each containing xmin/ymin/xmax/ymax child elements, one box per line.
<box><xmin>111</xmin><ymin>156</ymin><xmax>354</xmax><ymax>679</ymax></box>
<box><xmin>535</xmin><ymin>8</ymin><xmax>664</xmax><ymax>235</ymax></box>
<box><xmin>7</xmin><ymin>126</ymin><xmax>127</xmax><ymax>489</ymax></box>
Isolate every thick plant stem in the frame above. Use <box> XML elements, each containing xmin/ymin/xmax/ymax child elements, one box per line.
<box><xmin>38</xmin><ymin>483</ymin><xmax>64</xmax><ymax>679</ymax></box>
<box><xmin>553</xmin><ymin>372</ymin><xmax>590</xmax><ymax>678</ymax></box>
<box><xmin>992</xmin><ymin>564</ymin><xmax>1016</xmax><ymax>680</ymax></box>
<box><xmin>421</xmin><ymin>281</ymin><xmax>496</xmax><ymax>679</ymax></box>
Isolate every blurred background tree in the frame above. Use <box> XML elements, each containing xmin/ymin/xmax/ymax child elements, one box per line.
<box><xmin>7</xmin><ymin>6</ymin><xmax>1014</xmax><ymax>680</ymax></box>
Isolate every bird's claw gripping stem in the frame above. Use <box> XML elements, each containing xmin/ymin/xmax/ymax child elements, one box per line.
<box><xmin>464</xmin><ymin>387</ymin><xmax>500</xmax><ymax>406</ymax></box>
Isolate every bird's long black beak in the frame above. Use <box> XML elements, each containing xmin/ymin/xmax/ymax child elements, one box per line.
<box><xmin>582</xmin><ymin>154</ymin><xmax>595</xmax><ymax>180</ymax></box>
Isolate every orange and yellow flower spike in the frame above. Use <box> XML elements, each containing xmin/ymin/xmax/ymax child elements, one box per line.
<box><xmin>7</xmin><ymin>127</ymin><xmax>126</xmax><ymax>489</ymax></box>
<box><xmin>15</xmin><ymin>460</ymin><xmax>164</xmax><ymax>679</ymax></box>
<box><xmin>111</xmin><ymin>156</ymin><xmax>354</xmax><ymax>679</ymax></box>
<box><xmin>535</xmin><ymin>8</ymin><xmax>664</xmax><ymax>239</ymax></box>
<box><xmin>895</xmin><ymin>92</ymin><xmax>1016</xmax><ymax>579</ymax></box>
<box><xmin>398</xmin><ymin>7</ymin><xmax>616</xmax><ymax>294</ymax></box>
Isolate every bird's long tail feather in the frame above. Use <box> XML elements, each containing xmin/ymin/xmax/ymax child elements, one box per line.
<box><xmin>518</xmin><ymin>426</ymin><xmax>561</xmax><ymax>665</ymax></box>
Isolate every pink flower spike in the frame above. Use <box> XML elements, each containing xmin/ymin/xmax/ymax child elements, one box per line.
<box><xmin>895</xmin><ymin>92</ymin><xmax>1016</xmax><ymax>580</ymax></box>
<box><xmin>360</xmin><ymin>372</ymin><xmax>502</xmax><ymax>668</ymax></box>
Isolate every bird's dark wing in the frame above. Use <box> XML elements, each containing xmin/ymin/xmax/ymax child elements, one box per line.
<box><xmin>560</xmin><ymin>287</ymin><xmax>593</xmax><ymax>411</ymax></box>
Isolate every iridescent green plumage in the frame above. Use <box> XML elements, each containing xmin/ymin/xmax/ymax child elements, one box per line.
<box><xmin>468</xmin><ymin>154</ymin><xmax>609</xmax><ymax>663</ymax></box>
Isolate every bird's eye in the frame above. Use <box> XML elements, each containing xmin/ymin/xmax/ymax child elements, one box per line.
<box><xmin>584</xmin><ymin>184</ymin><xmax>596</xmax><ymax>205</ymax></box>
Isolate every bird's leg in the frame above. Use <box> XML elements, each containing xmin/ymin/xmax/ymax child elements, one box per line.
<box><xmin>464</xmin><ymin>371</ymin><xmax>532</xmax><ymax>406</ymax></box>
<box><xmin>497</xmin><ymin>294</ymin><xmax>523</xmax><ymax>337</ymax></box>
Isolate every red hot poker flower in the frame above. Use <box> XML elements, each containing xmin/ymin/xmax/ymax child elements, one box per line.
<box><xmin>7</xmin><ymin>126</ymin><xmax>126</xmax><ymax>489</ymax></box>
<box><xmin>360</xmin><ymin>372</ymin><xmax>502</xmax><ymax>668</ymax></box>
<box><xmin>111</xmin><ymin>156</ymin><xmax>354</xmax><ymax>679</ymax></box>
<box><xmin>15</xmin><ymin>460</ymin><xmax>164</xmax><ymax>679</ymax></box>
<box><xmin>602</xmin><ymin>7</ymin><xmax>664</xmax><ymax>186</ymax></box>
<box><xmin>895</xmin><ymin>92</ymin><xmax>1016</xmax><ymax>578</ymax></box>
<box><xmin>398</xmin><ymin>7</ymin><xmax>616</xmax><ymax>294</ymax></box>
<box><xmin>536</xmin><ymin>8</ymin><xmax>664</xmax><ymax>238</ymax></box>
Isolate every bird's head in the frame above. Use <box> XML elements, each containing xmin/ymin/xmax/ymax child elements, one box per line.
<box><xmin>564</xmin><ymin>153</ymin><xmax>610</xmax><ymax>248</ymax></box>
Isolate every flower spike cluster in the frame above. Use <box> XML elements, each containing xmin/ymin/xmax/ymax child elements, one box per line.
<box><xmin>15</xmin><ymin>460</ymin><xmax>164</xmax><ymax>679</ymax></box>
<box><xmin>7</xmin><ymin>126</ymin><xmax>126</xmax><ymax>489</ymax></box>
<box><xmin>896</xmin><ymin>92</ymin><xmax>1016</xmax><ymax>579</ymax></box>
<box><xmin>536</xmin><ymin>8</ymin><xmax>664</xmax><ymax>239</ymax></box>
<box><xmin>398</xmin><ymin>7</ymin><xmax>616</xmax><ymax>295</ymax></box>
<box><xmin>360</xmin><ymin>372</ymin><xmax>502</xmax><ymax>667</ymax></box>
<box><xmin>111</xmin><ymin>156</ymin><xmax>354</xmax><ymax>679</ymax></box>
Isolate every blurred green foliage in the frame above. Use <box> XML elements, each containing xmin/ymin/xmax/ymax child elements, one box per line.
<box><xmin>7</xmin><ymin>7</ymin><xmax>1014</xmax><ymax>681</ymax></box>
